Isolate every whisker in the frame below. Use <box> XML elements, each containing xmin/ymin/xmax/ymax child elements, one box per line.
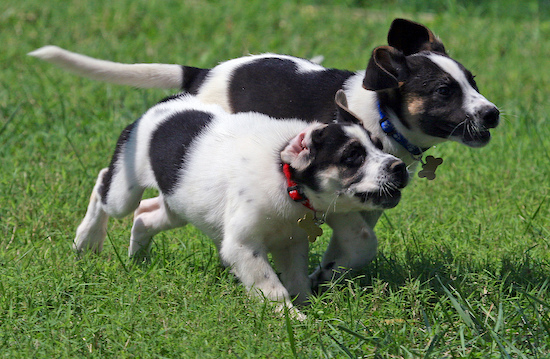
<box><xmin>447</xmin><ymin>118</ymin><xmax>469</xmax><ymax>140</ymax></box>
<box><xmin>323</xmin><ymin>192</ymin><xmax>341</xmax><ymax>220</ymax></box>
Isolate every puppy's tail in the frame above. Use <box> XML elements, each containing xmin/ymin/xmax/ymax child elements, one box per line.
<box><xmin>28</xmin><ymin>46</ymin><xmax>184</xmax><ymax>89</ymax></box>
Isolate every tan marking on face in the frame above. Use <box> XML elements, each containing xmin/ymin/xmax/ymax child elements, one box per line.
<box><xmin>407</xmin><ymin>96</ymin><xmax>425</xmax><ymax>116</ymax></box>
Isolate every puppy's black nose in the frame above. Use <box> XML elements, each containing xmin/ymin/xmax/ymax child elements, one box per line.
<box><xmin>388</xmin><ymin>160</ymin><xmax>409</xmax><ymax>188</ymax></box>
<box><xmin>480</xmin><ymin>106</ymin><xmax>500</xmax><ymax>128</ymax></box>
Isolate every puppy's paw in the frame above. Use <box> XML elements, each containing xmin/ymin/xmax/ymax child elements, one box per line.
<box><xmin>73</xmin><ymin>225</ymin><xmax>105</xmax><ymax>254</ymax></box>
<box><xmin>275</xmin><ymin>303</ymin><xmax>307</xmax><ymax>321</ymax></box>
<box><xmin>128</xmin><ymin>241</ymin><xmax>152</xmax><ymax>263</ymax></box>
<box><xmin>309</xmin><ymin>262</ymin><xmax>335</xmax><ymax>292</ymax></box>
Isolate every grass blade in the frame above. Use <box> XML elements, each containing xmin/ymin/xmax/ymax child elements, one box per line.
<box><xmin>283</xmin><ymin>305</ymin><xmax>298</xmax><ymax>358</ymax></box>
<box><xmin>437</xmin><ymin>276</ymin><xmax>477</xmax><ymax>331</ymax></box>
<box><xmin>327</xmin><ymin>333</ymin><xmax>354</xmax><ymax>359</ymax></box>
<box><xmin>336</xmin><ymin>324</ymin><xmax>376</xmax><ymax>345</ymax></box>
<box><xmin>0</xmin><ymin>103</ymin><xmax>21</xmax><ymax>139</ymax></box>
<box><xmin>106</xmin><ymin>232</ymin><xmax>128</xmax><ymax>273</ymax></box>
<box><xmin>423</xmin><ymin>332</ymin><xmax>442</xmax><ymax>359</ymax></box>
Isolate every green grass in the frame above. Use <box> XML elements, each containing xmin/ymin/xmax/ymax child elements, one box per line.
<box><xmin>1</xmin><ymin>0</ymin><xmax>549</xmax><ymax>357</ymax></box>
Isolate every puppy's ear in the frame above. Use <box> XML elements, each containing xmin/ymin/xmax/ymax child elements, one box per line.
<box><xmin>334</xmin><ymin>90</ymin><xmax>363</xmax><ymax>125</ymax></box>
<box><xmin>363</xmin><ymin>46</ymin><xmax>409</xmax><ymax>91</ymax></box>
<box><xmin>387</xmin><ymin>18</ymin><xmax>447</xmax><ymax>55</ymax></box>
<box><xmin>281</xmin><ymin>128</ymin><xmax>312</xmax><ymax>170</ymax></box>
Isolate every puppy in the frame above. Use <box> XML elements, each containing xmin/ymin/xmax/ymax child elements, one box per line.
<box><xmin>74</xmin><ymin>91</ymin><xmax>408</xmax><ymax>316</ymax></box>
<box><xmin>32</xmin><ymin>18</ymin><xmax>499</xmax><ymax>287</ymax></box>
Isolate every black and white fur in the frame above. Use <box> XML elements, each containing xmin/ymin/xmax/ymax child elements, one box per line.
<box><xmin>74</xmin><ymin>92</ymin><xmax>408</xmax><ymax>316</ymax></box>
<box><xmin>31</xmin><ymin>19</ymin><xmax>499</xmax><ymax>287</ymax></box>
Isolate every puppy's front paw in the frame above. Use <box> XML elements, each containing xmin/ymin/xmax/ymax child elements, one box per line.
<box><xmin>309</xmin><ymin>261</ymin><xmax>335</xmax><ymax>292</ymax></box>
<box><xmin>275</xmin><ymin>303</ymin><xmax>307</xmax><ymax>321</ymax></box>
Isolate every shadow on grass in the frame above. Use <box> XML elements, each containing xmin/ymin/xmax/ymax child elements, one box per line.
<box><xmin>355</xmin><ymin>245</ymin><xmax>550</xmax><ymax>297</ymax></box>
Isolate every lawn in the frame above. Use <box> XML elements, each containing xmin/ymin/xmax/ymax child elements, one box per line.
<box><xmin>0</xmin><ymin>0</ymin><xmax>549</xmax><ymax>357</ymax></box>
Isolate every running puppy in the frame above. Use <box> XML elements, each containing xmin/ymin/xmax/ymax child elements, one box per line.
<box><xmin>32</xmin><ymin>18</ymin><xmax>499</xmax><ymax>287</ymax></box>
<box><xmin>74</xmin><ymin>92</ymin><xmax>408</xmax><ymax>315</ymax></box>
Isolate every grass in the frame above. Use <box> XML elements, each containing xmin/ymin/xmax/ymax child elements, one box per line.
<box><xmin>1</xmin><ymin>0</ymin><xmax>549</xmax><ymax>357</ymax></box>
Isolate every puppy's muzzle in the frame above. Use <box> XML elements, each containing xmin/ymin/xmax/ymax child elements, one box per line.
<box><xmin>354</xmin><ymin>159</ymin><xmax>409</xmax><ymax>209</ymax></box>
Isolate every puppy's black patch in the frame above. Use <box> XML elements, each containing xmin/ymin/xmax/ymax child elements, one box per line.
<box><xmin>228</xmin><ymin>58</ymin><xmax>353</xmax><ymax>122</ymax></box>
<box><xmin>150</xmin><ymin>110</ymin><xmax>213</xmax><ymax>194</ymax></box>
<box><xmin>181</xmin><ymin>66</ymin><xmax>210</xmax><ymax>95</ymax></box>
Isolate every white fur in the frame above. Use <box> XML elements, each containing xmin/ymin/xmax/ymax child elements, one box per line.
<box><xmin>29</xmin><ymin>47</ymin><xmax>421</xmax><ymax>290</ymax></box>
<box><xmin>74</xmin><ymin>95</ymin><xmax>403</xmax><ymax>318</ymax></box>
<box><xmin>33</xmin><ymin>45</ymin><xmax>496</xmax><ymax>291</ymax></box>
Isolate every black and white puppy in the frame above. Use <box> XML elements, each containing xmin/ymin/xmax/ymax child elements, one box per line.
<box><xmin>73</xmin><ymin>91</ymin><xmax>408</xmax><ymax>317</ymax></box>
<box><xmin>32</xmin><ymin>18</ymin><xmax>499</xmax><ymax>287</ymax></box>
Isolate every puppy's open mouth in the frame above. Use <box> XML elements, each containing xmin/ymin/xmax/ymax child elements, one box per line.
<box><xmin>435</xmin><ymin>121</ymin><xmax>491</xmax><ymax>147</ymax></box>
<box><xmin>460</xmin><ymin>127</ymin><xmax>491</xmax><ymax>147</ymax></box>
<box><xmin>355</xmin><ymin>188</ymin><xmax>403</xmax><ymax>209</ymax></box>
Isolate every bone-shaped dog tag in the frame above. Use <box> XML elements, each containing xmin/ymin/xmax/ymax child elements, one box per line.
<box><xmin>418</xmin><ymin>155</ymin><xmax>443</xmax><ymax>180</ymax></box>
<box><xmin>298</xmin><ymin>212</ymin><xmax>323</xmax><ymax>243</ymax></box>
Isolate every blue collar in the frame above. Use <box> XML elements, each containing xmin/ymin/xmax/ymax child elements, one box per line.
<box><xmin>377</xmin><ymin>101</ymin><xmax>427</xmax><ymax>160</ymax></box>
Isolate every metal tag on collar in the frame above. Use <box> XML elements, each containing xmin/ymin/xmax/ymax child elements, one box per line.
<box><xmin>297</xmin><ymin>212</ymin><xmax>324</xmax><ymax>243</ymax></box>
<box><xmin>418</xmin><ymin>155</ymin><xmax>444</xmax><ymax>180</ymax></box>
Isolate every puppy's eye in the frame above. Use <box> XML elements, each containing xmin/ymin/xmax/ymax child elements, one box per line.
<box><xmin>436</xmin><ymin>85</ymin><xmax>452</xmax><ymax>97</ymax></box>
<box><xmin>342</xmin><ymin>146</ymin><xmax>365</xmax><ymax>167</ymax></box>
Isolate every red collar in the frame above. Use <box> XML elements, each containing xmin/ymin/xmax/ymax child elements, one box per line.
<box><xmin>282</xmin><ymin>163</ymin><xmax>317</xmax><ymax>212</ymax></box>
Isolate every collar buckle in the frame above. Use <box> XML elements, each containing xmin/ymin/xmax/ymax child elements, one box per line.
<box><xmin>287</xmin><ymin>185</ymin><xmax>305</xmax><ymax>202</ymax></box>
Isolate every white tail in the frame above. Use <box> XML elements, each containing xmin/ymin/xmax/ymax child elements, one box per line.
<box><xmin>28</xmin><ymin>46</ymin><xmax>183</xmax><ymax>89</ymax></box>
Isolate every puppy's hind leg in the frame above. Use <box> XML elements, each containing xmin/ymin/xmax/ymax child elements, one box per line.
<box><xmin>134</xmin><ymin>196</ymin><xmax>162</xmax><ymax>217</ymax></box>
<box><xmin>130</xmin><ymin>197</ymin><xmax>186</xmax><ymax>261</ymax></box>
<box><xmin>75</xmin><ymin>162</ymin><xmax>146</xmax><ymax>254</ymax></box>
<box><xmin>74</xmin><ymin>168</ymin><xmax>111</xmax><ymax>253</ymax></box>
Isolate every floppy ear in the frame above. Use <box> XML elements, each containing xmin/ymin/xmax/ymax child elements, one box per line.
<box><xmin>334</xmin><ymin>90</ymin><xmax>363</xmax><ymax>125</ymax></box>
<box><xmin>363</xmin><ymin>46</ymin><xmax>409</xmax><ymax>91</ymax></box>
<box><xmin>281</xmin><ymin>128</ymin><xmax>312</xmax><ymax>170</ymax></box>
<box><xmin>387</xmin><ymin>18</ymin><xmax>447</xmax><ymax>55</ymax></box>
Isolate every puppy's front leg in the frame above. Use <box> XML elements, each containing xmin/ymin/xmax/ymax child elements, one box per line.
<box><xmin>220</xmin><ymin>236</ymin><xmax>290</xmax><ymax>301</ymax></box>
<box><xmin>219</xmin><ymin>212</ymin><xmax>301</xmax><ymax>314</ymax></box>
<box><xmin>309</xmin><ymin>211</ymin><xmax>381</xmax><ymax>290</ymax></box>
<box><xmin>270</xmin><ymin>230</ymin><xmax>311</xmax><ymax>305</ymax></box>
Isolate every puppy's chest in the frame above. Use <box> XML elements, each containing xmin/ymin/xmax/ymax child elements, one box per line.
<box><xmin>253</xmin><ymin>216</ymin><xmax>306</xmax><ymax>246</ymax></box>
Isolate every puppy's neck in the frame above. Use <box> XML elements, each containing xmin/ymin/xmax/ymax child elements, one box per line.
<box><xmin>282</xmin><ymin>163</ymin><xmax>318</xmax><ymax>213</ymax></box>
<box><xmin>376</xmin><ymin>90</ymin><xmax>445</xmax><ymax>155</ymax></box>
<box><xmin>376</xmin><ymin>92</ymin><xmax>429</xmax><ymax>161</ymax></box>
